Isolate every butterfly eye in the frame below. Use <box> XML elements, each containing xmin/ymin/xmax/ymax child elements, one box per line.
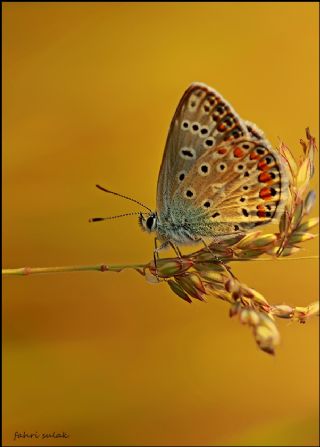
<box><xmin>198</xmin><ymin>163</ymin><xmax>211</xmax><ymax>176</ymax></box>
<box><xmin>146</xmin><ymin>217</ymin><xmax>154</xmax><ymax>229</ymax></box>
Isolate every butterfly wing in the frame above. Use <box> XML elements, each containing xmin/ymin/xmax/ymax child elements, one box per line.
<box><xmin>156</xmin><ymin>83</ymin><xmax>249</xmax><ymax>214</ymax></box>
<box><xmin>174</xmin><ymin>137</ymin><xmax>289</xmax><ymax>235</ymax></box>
<box><xmin>244</xmin><ymin>119</ymin><xmax>273</xmax><ymax>149</ymax></box>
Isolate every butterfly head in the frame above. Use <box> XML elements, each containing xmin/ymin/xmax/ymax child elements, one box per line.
<box><xmin>139</xmin><ymin>212</ymin><xmax>158</xmax><ymax>233</ymax></box>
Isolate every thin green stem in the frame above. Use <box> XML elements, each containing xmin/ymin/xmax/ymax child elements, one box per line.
<box><xmin>2</xmin><ymin>254</ymin><xmax>318</xmax><ymax>277</ymax></box>
<box><xmin>2</xmin><ymin>263</ymin><xmax>146</xmax><ymax>277</ymax></box>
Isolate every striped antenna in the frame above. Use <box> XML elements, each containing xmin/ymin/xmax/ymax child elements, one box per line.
<box><xmin>89</xmin><ymin>212</ymin><xmax>148</xmax><ymax>223</ymax></box>
<box><xmin>95</xmin><ymin>184</ymin><xmax>152</xmax><ymax>212</ymax></box>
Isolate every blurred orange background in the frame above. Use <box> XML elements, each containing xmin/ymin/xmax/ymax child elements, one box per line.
<box><xmin>2</xmin><ymin>2</ymin><xmax>319</xmax><ymax>446</ymax></box>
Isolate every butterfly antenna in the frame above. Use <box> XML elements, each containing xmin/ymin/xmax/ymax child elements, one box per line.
<box><xmin>89</xmin><ymin>212</ymin><xmax>147</xmax><ymax>223</ymax></box>
<box><xmin>95</xmin><ymin>184</ymin><xmax>152</xmax><ymax>212</ymax></box>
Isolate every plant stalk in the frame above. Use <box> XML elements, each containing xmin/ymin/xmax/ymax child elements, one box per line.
<box><xmin>2</xmin><ymin>263</ymin><xmax>146</xmax><ymax>277</ymax></box>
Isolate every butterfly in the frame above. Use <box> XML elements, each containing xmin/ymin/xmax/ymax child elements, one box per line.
<box><xmin>138</xmin><ymin>82</ymin><xmax>288</xmax><ymax>252</ymax></box>
<box><xmin>91</xmin><ymin>82</ymin><xmax>288</xmax><ymax>257</ymax></box>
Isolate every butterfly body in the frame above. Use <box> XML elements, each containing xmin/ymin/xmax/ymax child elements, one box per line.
<box><xmin>140</xmin><ymin>198</ymin><xmax>214</xmax><ymax>245</ymax></box>
<box><xmin>139</xmin><ymin>82</ymin><xmax>289</xmax><ymax>249</ymax></box>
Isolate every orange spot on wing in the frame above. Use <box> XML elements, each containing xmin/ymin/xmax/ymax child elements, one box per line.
<box><xmin>259</xmin><ymin>187</ymin><xmax>272</xmax><ymax>200</ymax></box>
<box><xmin>258</xmin><ymin>160</ymin><xmax>269</xmax><ymax>171</ymax></box>
<box><xmin>218</xmin><ymin>124</ymin><xmax>226</xmax><ymax>132</ymax></box>
<box><xmin>257</xmin><ymin>205</ymin><xmax>266</xmax><ymax>217</ymax></box>
<box><xmin>233</xmin><ymin>147</ymin><xmax>244</xmax><ymax>158</ymax></box>
<box><xmin>258</xmin><ymin>172</ymin><xmax>272</xmax><ymax>182</ymax></box>
<box><xmin>218</xmin><ymin>148</ymin><xmax>227</xmax><ymax>155</ymax></box>
<box><xmin>250</xmin><ymin>151</ymin><xmax>259</xmax><ymax>160</ymax></box>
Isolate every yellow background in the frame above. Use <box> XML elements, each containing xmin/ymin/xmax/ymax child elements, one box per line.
<box><xmin>3</xmin><ymin>2</ymin><xmax>319</xmax><ymax>446</ymax></box>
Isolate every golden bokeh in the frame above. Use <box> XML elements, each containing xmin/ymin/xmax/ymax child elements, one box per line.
<box><xmin>3</xmin><ymin>2</ymin><xmax>319</xmax><ymax>446</ymax></box>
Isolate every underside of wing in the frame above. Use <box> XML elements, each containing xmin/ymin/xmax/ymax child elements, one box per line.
<box><xmin>174</xmin><ymin>137</ymin><xmax>289</xmax><ymax>235</ymax></box>
<box><xmin>156</xmin><ymin>83</ymin><xmax>249</xmax><ymax>213</ymax></box>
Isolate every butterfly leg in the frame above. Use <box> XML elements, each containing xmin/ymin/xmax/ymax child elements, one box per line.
<box><xmin>168</xmin><ymin>241</ymin><xmax>183</xmax><ymax>258</ymax></box>
<box><xmin>154</xmin><ymin>239</ymin><xmax>171</xmax><ymax>256</ymax></box>
<box><xmin>153</xmin><ymin>238</ymin><xmax>171</xmax><ymax>280</ymax></box>
<box><xmin>154</xmin><ymin>237</ymin><xmax>160</xmax><ymax>259</ymax></box>
<box><xmin>168</xmin><ymin>241</ymin><xmax>187</xmax><ymax>272</ymax></box>
<box><xmin>200</xmin><ymin>237</ymin><xmax>235</xmax><ymax>278</ymax></box>
<box><xmin>153</xmin><ymin>237</ymin><xmax>160</xmax><ymax>280</ymax></box>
